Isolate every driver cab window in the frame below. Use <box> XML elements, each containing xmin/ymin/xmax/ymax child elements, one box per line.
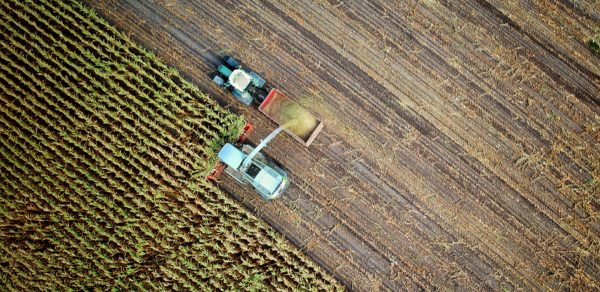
<box><xmin>246</xmin><ymin>163</ymin><xmax>261</xmax><ymax>178</ymax></box>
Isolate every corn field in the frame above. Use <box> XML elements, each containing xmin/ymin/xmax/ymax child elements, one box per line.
<box><xmin>0</xmin><ymin>0</ymin><xmax>340</xmax><ymax>290</ymax></box>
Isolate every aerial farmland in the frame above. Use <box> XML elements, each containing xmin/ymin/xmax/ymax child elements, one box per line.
<box><xmin>0</xmin><ymin>0</ymin><xmax>339</xmax><ymax>290</ymax></box>
<box><xmin>2</xmin><ymin>0</ymin><xmax>599</xmax><ymax>290</ymax></box>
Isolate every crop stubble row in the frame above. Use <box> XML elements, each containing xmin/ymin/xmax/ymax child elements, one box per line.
<box><xmin>267</xmin><ymin>1</ymin><xmax>599</xmax><ymax>289</ymax></box>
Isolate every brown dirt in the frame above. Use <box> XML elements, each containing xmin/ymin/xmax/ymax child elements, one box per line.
<box><xmin>85</xmin><ymin>0</ymin><xmax>600</xmax><ymax>290</ymax></box>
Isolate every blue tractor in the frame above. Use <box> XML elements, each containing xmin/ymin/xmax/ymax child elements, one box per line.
<box><xmin>211</xmin><ymin>56</ymin><xmax>270</xmax><ymax>105</ymax></box>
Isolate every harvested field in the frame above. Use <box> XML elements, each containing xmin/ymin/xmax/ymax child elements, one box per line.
<box><xmin>86</xmin><ymin>0</ymin><xmax>600</xmax><ymax>290</ymax></box>
<box><xmin>0</xmin><ymin>0</ymin><xmax>341</xmax><ymax>290</ymax></box>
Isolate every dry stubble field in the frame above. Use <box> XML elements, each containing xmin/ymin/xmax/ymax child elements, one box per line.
<box><xmin>87</xmin><ymin>0</ymin><xmax>600</xmax><ymax>290</ymax></box>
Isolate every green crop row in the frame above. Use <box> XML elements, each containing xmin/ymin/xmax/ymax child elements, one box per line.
<box><xmin>0</xmin><ymin>0</ymin><xmax>342</xmax><ymax>290</ymax></box>
<box><xmin>588</xmin><ymin>34</ymin><xmax>600</xmax><ymax>55</ymax></box>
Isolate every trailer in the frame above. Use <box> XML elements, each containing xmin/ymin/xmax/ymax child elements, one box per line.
<box><xmin>259</xmin><ymin>89</ymin><xmax>323</xmax><ymax>147</ymax></box>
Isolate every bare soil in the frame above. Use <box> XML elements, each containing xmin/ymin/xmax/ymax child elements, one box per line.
<box><xmin>86</xmin><ymin>0</ymin><xmax>600</xmax><ymax>290</ymax></box>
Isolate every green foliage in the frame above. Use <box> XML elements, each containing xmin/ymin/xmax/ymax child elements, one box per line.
<box><xmin>240</xmin><ymin>272</ymin><xmax>268</xmax><ymax>291</ymax></box>
<box><xmin>0</xmin><ymin>0</ymin><xmax>341</xmax><ymax>290</ymax></box>
<box><xmin>588</xmin><ymin>37</ymin><xmax>600</xmax><ymax>55</ymax></box>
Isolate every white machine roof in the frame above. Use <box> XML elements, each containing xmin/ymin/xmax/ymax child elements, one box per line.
<box><xmin>229</xmin><ymin>69</ymin><xmax>252</xmax><ymax>92</ymax></box>
<box><xmin>218</xmin><ymin>143</ymin><xmax>246</xmax><ymax>169</ymax></box>
<box><xmin>254</xmin><ymin>169</ymin><xmax>281</xmax><ymax>194</ymax></box>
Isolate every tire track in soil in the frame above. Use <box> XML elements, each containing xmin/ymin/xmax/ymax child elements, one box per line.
<box><xmin>451</xmin><ymin>0</ymin><xmax>600</xmax><ymax>109</ymax></box>
<box><xmin>264</xmin><ymin>0</ymin><xmax>596</xmax><ymax>288</ymax></box>
<box><xmin>324</xmin><ymin>0</ymin><xmax>600</xmax><ymax>246</ymax></box>
<box><xmin>87</xmin><ymin>0</ymin><xmax>600</xmax><ymax>290</ymax></box>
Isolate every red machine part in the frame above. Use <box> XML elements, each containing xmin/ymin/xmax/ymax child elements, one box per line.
<box><xmin>207</xmin><ymin>163</ymin><xmax>225</xmax><ymax>181</ymax></box>
<box><xmin>238</xmin><ymin>122</ymin><xmax>254</xmax><ymax>142</ymax></box>
<box><xmin>258</xmin><ymin>89</ymin><xmax>277</xmax><ymax>110</ymax></box>
<box><xmin>207</xmin><ymin>121</ymin><xmax>254</xmax><ymax>181</ymax></box>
